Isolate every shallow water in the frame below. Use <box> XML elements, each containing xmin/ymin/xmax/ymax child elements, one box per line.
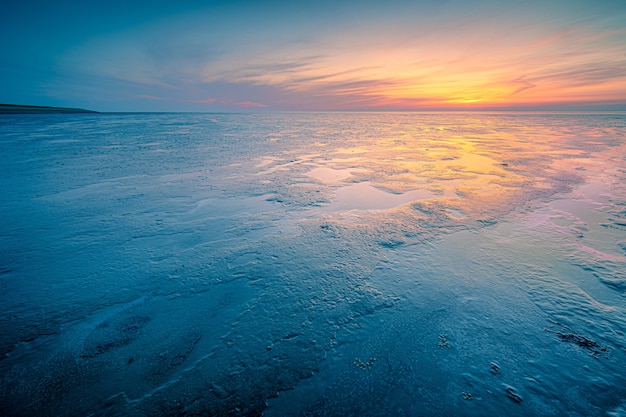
<box><xmin>0</xmin><ymin>112</ymin><xmax>625</xmax><ymax>416</ymax></box>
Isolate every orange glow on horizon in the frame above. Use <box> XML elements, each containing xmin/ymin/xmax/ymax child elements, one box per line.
<box><xmin>243</xmin><ymin>24</ymin><xmax>626</xmax><ymax>110</ymax></box>
<box><xmin>61</xmin><ymin>2</ymin><xmax>626</xmax><ymax>111</ymax></box>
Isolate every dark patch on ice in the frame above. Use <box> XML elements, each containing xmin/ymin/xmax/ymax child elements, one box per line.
<box><xmin>354</xmin><ymin>357</ymin><xmax>376</xmax><ymax>370</ymax></box>
<box><xmin>437</xmin><ymin>334</ymin><xmax>451</xmax><ymax>349</ymax></box>
<box><xmin>544</xmin><ymin>319</ymin><xmax>608</xmax><ymax>357</ymax></box>
<box><xmin>489</xmin><ymin>361</ymin><xmax>500</xmax><ymax>374</ymax></box>
<box><xmin>281</xmin><ymin>332</ymin><xmax>300</xmax><ymax>340</ymax></box>
<box><xmin>549</xmin><ymin>331</ymin><xmax>608</xmax><ymax>356</ymax></box>
<box><xmin>410</xmin><ymin>202</ymin><xmax>433</xmax><ymax>215</ymax></box>
<box><xmin>504</xmin><ymin>384</ymin><xmax>523</xmax><ymax>403</ymax></box>
<box><xmin>477</xmin><ymin>218</ymin><xmax>497</xmax><ymax>226</ymax></box>
<box><xmin>81</xmin><ymin>315</ymin><xmax>151</xmax><ymax>358</ymax></box>
<box><xmin>266</xmin><ymin>195</ymin><xmax>284</xmax><ymax>203</ymax></box>
<box><xmin>595</xmin><ymin>273</ymin><xmax>626</xmax><ymax>291</ymax></box>
<box><xmin>613</xmin><ymin>221</ymin><xmax>626</xmax><ymax>227</ymax></box>
<box><xmin>461</xmin><ymin>391</ymin><xmax>474</xmax><ymax>400</ymax></box>
<box><xmin>603</xmin><ymin>217</ymin><xmax>626</xmax><ymax>230</ymax></box>
<box><xmin>378</xmin><ymin>239</ymin><xmax>404</xmax><ymax>248</ymax></box>
<box><xmin>319</xmin><ymin>223</ymin><xmax>341</xmax><ymax>238</ymax></box>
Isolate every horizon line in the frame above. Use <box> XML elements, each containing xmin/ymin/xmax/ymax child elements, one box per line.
<box><xmin>2</xmin><ymin>103</ymin><xmax>626</xmax><ymax>115</ymax></box>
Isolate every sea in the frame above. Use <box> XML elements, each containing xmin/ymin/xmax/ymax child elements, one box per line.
<box><xmin>0</xmin><ymin>112</ymin><xmax>625</xmax><ymax>416</ymax></box>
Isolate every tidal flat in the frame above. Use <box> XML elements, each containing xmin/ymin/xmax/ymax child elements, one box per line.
<box><xmin>0</xmin><ymin>112</ymin><xmax>625</xmax><ymax>416</ymax></box>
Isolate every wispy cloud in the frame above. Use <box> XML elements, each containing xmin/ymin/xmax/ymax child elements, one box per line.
<box><xmin>233</xmin><ymin>101</ymin><xmax>267</xmax><ymax>108</ymax></box>
<box><xmin>529</xmin><ymin>62</ymin><xmax>626</xmax><ymax>88</ymax></box>
<box><xmin>510</xmin><ymin>78</ymin><xmax>536</xmax><ymax>95</ymax></box>
<box><xmin>45</xmin><ymin>0</ymin><xmax>626</xmax><ymax>111</ymax></box>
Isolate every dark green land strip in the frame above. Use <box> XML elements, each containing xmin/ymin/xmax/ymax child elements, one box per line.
<box><xmin>0</xmin><ymin>104</ymin><xmax>98</xmax><ymax>114</ymax></box>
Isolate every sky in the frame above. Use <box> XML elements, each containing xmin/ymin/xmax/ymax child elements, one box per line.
<box><xmin>1</xmin><ymin>0</ymin><xmax>626</xmax><ymax>112</ymax></box>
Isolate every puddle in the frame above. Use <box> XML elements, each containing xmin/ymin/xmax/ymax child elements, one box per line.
<box><xmin>326</xmin><ymin>182</ymin><xmax>434</xmax><ymax>212</ymax></box>
<box><xmin>306</xmin><ymin>167</ymin><xmax>354</xmax><ymax>183</ymax></box>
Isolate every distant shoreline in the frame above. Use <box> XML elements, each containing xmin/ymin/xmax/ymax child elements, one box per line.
<box><xmin>1</xmin><ymin>104</ymin><xmax>624</xmax><ymax>115</ymax></box>
<box><xmin>0</xmin><ymin>104</ymin><xmax>98</xmax><ymax>114</ymax></box>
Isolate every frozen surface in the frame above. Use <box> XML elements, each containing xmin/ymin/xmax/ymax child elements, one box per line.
<box><xmin>0</xmin><ymin>112</ymin><xmax>625</xmax><ymax>416</ymax></box>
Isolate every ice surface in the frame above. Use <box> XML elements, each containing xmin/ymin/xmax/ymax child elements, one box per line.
<box><xmin>306</xmin><ymin>167</ymin><xmax>354</xmax><ymax>183</ymax></box>
<box><xmin>325</xmin><ymin>182</ymin><xmax>434</xmax><ymax>211</ymax></box>
<box><xmin>0</xmin><ymin>112</ymin><xmax>625</xmax><ymax>416</ymax></box>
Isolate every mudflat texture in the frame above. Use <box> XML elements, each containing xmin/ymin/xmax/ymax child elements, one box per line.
<box><xmin>0</xmin><ymin>112</ymin><xmax>625</xmax><ymax>416</ymax></box>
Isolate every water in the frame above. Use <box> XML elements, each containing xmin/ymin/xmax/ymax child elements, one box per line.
<box><xmin>0</xmin><ymin>112</ymin><xmax>625</xmax><ymax>416</ymax></box>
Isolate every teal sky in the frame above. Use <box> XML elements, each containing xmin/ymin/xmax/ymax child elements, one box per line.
<box><xmin>2</xmin><ymin>0</ymin><xmax>626</xmax><ymax>112</ymax></box>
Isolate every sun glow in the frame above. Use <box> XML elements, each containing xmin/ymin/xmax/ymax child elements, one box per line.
<box><xmin>248</xmin><ymin>19</ymin><xmax>626</xmax><ymax>110</ymax></box>
<box><xmin>37</xmin><ymin>0</ymin><xmax>626</xmax><ymax>111</ymax></box>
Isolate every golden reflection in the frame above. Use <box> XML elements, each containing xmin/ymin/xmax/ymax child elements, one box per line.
<box><xmin>292</xmin><ymin>114</ymin><xmax>567</xmax><ymax>224</ymax></box>
<box><xmin>253</xmin><ymin>114</ymin><xmax>610</xmax><ymax>237</ymax></box>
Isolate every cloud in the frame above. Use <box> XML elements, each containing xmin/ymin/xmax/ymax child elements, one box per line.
<box><xmin>511</xmin><ymin>78</ymin><xmax>536</xmax><ymax>95</ymax></box>
<box><xmin>46</xmin><ymin>0</ymin><xmax>626</xmax><ymax>111</ymax></box>
<box><xmin>187</xmin><ymin>97</ymin><xmax>218</xmax><ymax>104</ymax></box>
<box><xmin>234</xmin><ymin>101</ymin><xmax>267</xmax><ymax>108</ymax></box>
<box><xmin>533</xmin><ymin>62</ymin><xmax>626</xmax><ymax>88</ymax></box>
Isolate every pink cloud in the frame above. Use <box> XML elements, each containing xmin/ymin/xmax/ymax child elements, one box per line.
<box><xmin>186</xmin><ymin>97</ymin><xmax>218</xmax><ymax>104</ymax></box>
<box><xmin>234</xmin><ymin>101</ymin><xmax>267</xmax><ymax>108</ymax></box>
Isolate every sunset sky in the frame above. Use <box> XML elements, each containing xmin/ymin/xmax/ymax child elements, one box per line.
<box><xmin>2</xmin><ymin>0</ymin><xmax>625</xmax><ymax>112</ymax></box>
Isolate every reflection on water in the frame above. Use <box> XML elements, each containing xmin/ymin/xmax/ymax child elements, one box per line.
<box><xmin>306</xmin><ymin>167</ymin><xmax>355</xmax><ymax>183</ymax></box>
<box><xmin>326</xmin><ymin>182</ymin><xmax>434</xmax><ymax>211</ymax></box>
<box><xmin>250</xmin><ymin>113</ymin><xmax>624</xmax><ymax>226</ymax></box>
